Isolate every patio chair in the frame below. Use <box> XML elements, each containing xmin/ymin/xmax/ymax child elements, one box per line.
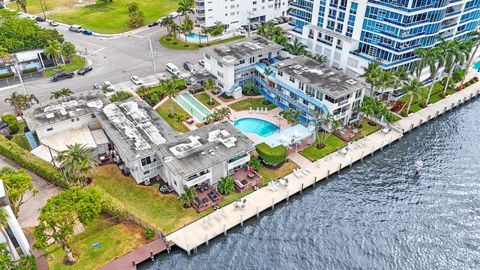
<box><xmin>249</xmin><ymin>107</ymin><xmax>253</xmax><ymax>114</ymax></box>
<box><xmin>256</xmin><ymin>107</ymin><xmax>260</xmax><ymax>113</ymax></box>
<box><xmin>265</xmin><ymin>108</ymin><xmax>268</xmax><ymax>114</ymax></box>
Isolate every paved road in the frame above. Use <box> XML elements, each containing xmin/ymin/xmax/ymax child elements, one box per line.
<box><xmin>0</xmin><ymin>21</ymin><xmax>203</xmax><ymax>114</ymax></box>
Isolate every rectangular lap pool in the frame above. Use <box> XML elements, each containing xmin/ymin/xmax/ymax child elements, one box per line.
<box><xmin>175</xmin><ymin>93</ymin><xmax>212</xmax><ymax>123</ymax></box>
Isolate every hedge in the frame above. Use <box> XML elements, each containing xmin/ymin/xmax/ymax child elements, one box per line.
<box><xmin>256</xmin><ymin>143</ymin><xmax>288</xmax><ymax>166</ymax></box>
<box><xmin>1</xmin><ymin>114</ymin><xmax>18</xmax><ymax>125</ymax></box>
<box><xmin>0</xmin><ymin>72</ymin><xmax>14</xmax><ymax>79</ymax></box>
<box><xmin>0</xmin><ymin>135</ymin><xmax>69</xmax><ymax>188</ymax></box>
<box><xmin>21</xmin><ymin>67</ymin><xmax>38</xmax><ymax>74</ymax></box>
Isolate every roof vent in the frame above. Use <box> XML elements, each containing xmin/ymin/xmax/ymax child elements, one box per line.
<box><xmin>346</xmin><ymin>79</ymin><xmax>357</xmax><ymax>85</ymax></box>
<box><xmin>164</xmin><ymin>156</ymin><xmax>173</xmax><ymax>162</ymax></box>
<box><xmin>46</xmin><ymin>113</ymin><xmax>54</xmax><ymax>119</ymax></box>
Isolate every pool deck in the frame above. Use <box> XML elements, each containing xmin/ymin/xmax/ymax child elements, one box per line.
<box><xmin>166</xmin><ymin>82</ymin><xmax>480</xmax><ymax>254</ymax></box>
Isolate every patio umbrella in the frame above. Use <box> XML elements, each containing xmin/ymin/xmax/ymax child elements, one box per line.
<box><xmin>249</xmin><ymin>165</ymin><xmax>253</xmax><ymax>173</ymax></box>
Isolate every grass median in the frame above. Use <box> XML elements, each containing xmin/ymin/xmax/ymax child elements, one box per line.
<box><xmin>159</xmin><ymin>35</ymin><xmax>245</xmax><ymax>50</ymax></box>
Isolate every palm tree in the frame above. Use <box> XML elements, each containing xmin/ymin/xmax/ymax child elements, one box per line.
<box><xmin>378</xmin><ymin>71</ymin><xmax>394</xmax><ymax>98</ymax></box>
<box><xmin>263</xmin><ymin>67</ymin><xmax>273</xmax><ymax>81</ymax></box>
<box><xmin>177</xmin><ymin>0</ymin><xmax>194</xmax><ymax>24</ymax></box>
<box><xmin>163</xmin><ymin>79</ymin><xmax>180</xmax><ymax>117</ymax></box>
<box><xmin>4</xmin><ymin>92</ymin><xmax>38</xmax><ymax>114</ymax></box>
<box><xmin>402</xmin><ymin>79</ymin><xmax>424</xmax><ymax>115</ymax></box>
<box><xmin>160</xmin><ymin>16</ymin><xmax>174</xmax><ymax>34</ymax></box>
<box><xmin>460</xmin><ymin>31</ymin><xmax>480</xmax><ymax>90</ymax></box>
<box><xmin>217</xmin><ymin>176</ymin><xmax>234</xmax><ymax>195</ymax></box>
<box><xmin>170</xmin><ymin>22</ymin><xmax>181</xmax><ymax>39</ymax></box>
<box><xmin>425</xmin><ymin>47</ymin><xmax>445</xmax><ymax>105</ymax></box>
<box><xmin>44</xmin><ymin>40</ymin><xmax>61</xmax><ymax>67</ymax></box>
<box><xmin>308</xmin><ymin>53</ymin><xmax>328</xmax><ymax>64</ymax></box>
<box><xmin>54</xmin><ymin>143</ymin><xmax>96</xmax><ymax>186</ymax></box>
<box><xmin>281</xmin><ymin>108</ymin><xmax>300</xmax><ymax>125</ymax></box>
<box><xmin>201</xmin><ymin>27</ymin><xmax>211</xmax><ymax>43</ymax></box>
<box><xmin>286</xmin><ymin>38</ymin><xmax>307</xmax><ymax>55</ymax></box>
<box><xmin>389</xmin><ymin>66</ymin><xmax>409</xmax><ymax>101</ymax></box>
<box><xmin>175</xmin><ymin>114</ymin><xmax>186</xmax><ymax>123</ymax></box>
<box><xmin>316</xmin><ymin>114</ymin><xmax>342</xmax><ymax>149</ymax></box>
<box><xmin>180</xmin><ymin>186</ymin><xmax>197</xmax><ymax>208</ymax></box>
<box><xmin>361</xmin><ymin>61</ymin><xmax>382</xmax><ymax>95</ymax></box>
<box><xmin>0</xmin><ymin>208</ymin><xmax>16</xmax><ymax>259</ymax></box>
<box><xmin>204</xmin><ymin>78</ymin><xmax>216</xmax><ymax>105</ymax></box>
<box><xmin>413</xmin><ymin>47</ymin><xmax>436</xmax><ymax>80</ymax></box>
<box><xmin>442</xmin><ymin>40</ymin><xmax>470</xmax><ymax>96</ymax></box>
<box><xmin>50</xmin><ymin>88</ymin><xmax>73</xmax><ymax>100</ymax></box>
<box><xmin>215</xmin><ymin>107</ymin><xmax>231</xmax><ymax>122</ymax></box>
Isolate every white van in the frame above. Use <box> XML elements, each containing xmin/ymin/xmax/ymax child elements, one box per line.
<box><xmin>165</xmin><ymin>63</ymin><xmax>180</xmax><ymax>75</ymax></box>
<box><xmin>69</xmin><ymin>25</ymin><xmax>83</xmax><ymax>33</ymax></box>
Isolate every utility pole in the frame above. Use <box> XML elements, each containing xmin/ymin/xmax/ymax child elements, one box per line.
<box><xmin>12</xmin><ymin>58</ymin><xmax>28</xmax><ymax>95</ymax></box>
<box><xmin>149</xmin><ymin>38</ymin><xmax>157</xmax><ymax>76</ymax></box>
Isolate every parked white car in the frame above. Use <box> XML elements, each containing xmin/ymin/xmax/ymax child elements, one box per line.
<box><xmin>165</xmin><ymin>63</ymin><xmax>181</xmax><ymax>75</ymax></box>
<box><xmin>103</xmin><ymin>81</ymin><xmax>114</xmax><ymax>91</ymax></box>
<box><xmin>130</xmin><ymin>75</ymin><xmax>142</xmax><ymax>85</ymax></box>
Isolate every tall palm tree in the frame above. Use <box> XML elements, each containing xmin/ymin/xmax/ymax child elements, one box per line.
<box><xmin>425</xmin><ymin>46</ymin><xmax>445</xmax><ymax>105</ymax></box>
<box><xmin>4</xmin><ymin>92</ymin><xmax>38</xmax><ymax>114</ymax></box>
<box><xmin>177</xmin><ymin>0</ymin><xmax>194</xmax><ymax>23</ymax></box>
<box><xmin>216</xmin><ymin>107</ymin><xmax>231</xmax><ymax>121</ymax></box>
<box><xmin>169</xmin><ymin>22</ymin><xmax>181</xmax><ymax>38</ymax></box>
<box><xmin>201</xmin><ymin>27</ymin><xmax>211</xmax><ymax>43</ymax></box>
<box><xmin>175</xmin><ymin>114</ymin><xmax>185</xmax><ymax>123</ymax></box>
<box><xmin>413</xmin><ymin>47</ymin><xmax>436</xmax><ymax>80</ymax></box>
<box><xmin>442</xmin><ymin>40</ymin><xmax>470</xmax><ymax>95</ymax></box>
<box><xmin>389</xmin><ymin>66</ymin><xmax>409</xmax><ymax>101</ymax></box>
<box><xmin>163</xmin><ymin>79</ymin><xmax>180</xmax><ymax>117</ymax></box>
<box><xmin>50</xmin><ymin>88</ymin><xmax>73</xmax><ymax>100</ymax></box>
<box><xmin>44</xmin><ymin>40</ymin><xmax>61</xmax><ymax>67</ymax></box>
<box><xmin>286</xmin><ymin>38</ymin><xmax>306</xmax><ymax>55</ymax></box>
<box><xmin>378</xmin><ymin>71</ymin><xmax>394</xmax><ymax>97</ymax></box>
<box><xmin>0</xmin><ymin>208</ymin><xmax>16</xmax><ymax>258</ymax></box>
<box><xmin>402</xmin><ymin>79</ymin><xmax>424</xmax><ymax>115</ymax></box>
<box><xmin>204</xmin><ymin>78</ymin><xmax>216</xmax><ymax>105</ymax></box>
<box><xmin>263</xmin><ymin>67</ymin><xmax>273</xmax><ymax>81</ymax></box>
<box><xmin>281</xmin><ymin>108</ymin><xmax>300</xmax><ymax>125</ymax></box>
<box><xmin>160</xmin><ymin>16</ymin><xmax>174</xmax><ymax>34</ymax></box>
<box><xmin>54</xmin><ymin>143</ymin><xmax>96</xmax><ymax>186</ymax></box>
<box><xmin>460</xmin><ymin>31</ymin><xmax>480</xmax><ymax>90</ymax></box>
<box><xmin>16</xmin><ymin>0</ymin><xmax>27</xmax><ymax>13</ymax></box>
<box><xmin>361</xmin><ymin>61</ymin><xmax>382</xmax><ymax>95</ymax></box>
<box><xmin>308</xmin><ymin>53</ymin><xmax>328</xmax><ymax>64</ymax></box>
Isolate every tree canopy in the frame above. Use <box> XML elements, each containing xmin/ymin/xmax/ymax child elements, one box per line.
<box><xmin>0</xmin><ymin>167</ymin><xmax>38</xmax><ymax>217</ymax></box>
<box><xmin>0</xmin><ymin>12</ymin><xmax>64</xmax><ymax>53</ymax></box>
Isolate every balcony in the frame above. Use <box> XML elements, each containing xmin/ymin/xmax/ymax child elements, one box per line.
<box><xmin>185</xmin><ymin>171</ymin><xmax>212</xmax><ymax>188</ymax></box>
<box><xmin>227</xmin><ymin>155</ymin><xmax>250</xmax><ymax>170</ymax></box>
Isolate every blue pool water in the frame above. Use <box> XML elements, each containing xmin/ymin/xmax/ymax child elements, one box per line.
<box><xmin>185</xmin><ymin>33</ymin><xmax>207</xmax><ymax>41</ymax></box>
<box><xmin>474</xmin><ymin>61</ymin><xmax>480</xmax><ymax>71</ymax></box>
<box><xmin>234</xmin><ymin>118</ymin><xmax>279</xmax><ymax>137</ymax></box>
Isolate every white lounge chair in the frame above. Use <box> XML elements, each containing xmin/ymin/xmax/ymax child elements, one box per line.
<box><xmin>256</xmin><ymin>107</ymin><xmax>260</xmax><ymax>113</ymax></box>
<box><xmin>249</xmin><ymin>107</ymin><xmax>253</xmax><ymax>114</ymax></box>
<box><xmin>265</xmin><ymin>108</ymin><xmax>268</xmax><ymax>114</ymax></box>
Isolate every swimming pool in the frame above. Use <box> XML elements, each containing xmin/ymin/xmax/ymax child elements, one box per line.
<box><xmin>185</xmin><ymin>33</ymin><xmax>207</xmax><ymax>41</ymax></box>
<box><xmin>234</xmin><ymin>118</ymin><xmax>279</xmax><ymax>137</ymax></box>
<box><xmin>474</xmin><ymin>60</ymin><xmax>480</xmax><ymax>71</ymax></box>
<box><xmin>175</xmin><ymin>93</ymin><xmax>212</xmax><ymax>123</ymax></box>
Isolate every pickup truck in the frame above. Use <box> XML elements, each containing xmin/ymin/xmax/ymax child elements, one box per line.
<box><xmin>51</xmin><ymin>71</ymin><xmax>74</xmax><ymax>82</ymax></box>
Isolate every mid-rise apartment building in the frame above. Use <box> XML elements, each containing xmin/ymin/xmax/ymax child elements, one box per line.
<box><xmin>202</xmin><ymin>36</ymin><xmax>366</xmax><ymax>125</ymax></box>
<box><xmin>24</xmin><ymin>92</ymin><xmax>255</xmax><ymax>195</ymax></box>
<box><xmin>195</xmin><ymin>0</ymin><xmax>289</xmax><ymax>30</ymax></box>
<box><xmin>289</xmin><ymin>0</ymin><xmax>480</xmax><ymax>77</ymax></box>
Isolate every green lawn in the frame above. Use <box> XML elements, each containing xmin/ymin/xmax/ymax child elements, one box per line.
<box><xmin>159</xmin><ymin>35</ymin><xmax>246</xmax><ymax>50</ymax></box>
<box><xmin>12</xmin><ymin>134</ymin><xmax>30</xmax><ymax>150</ymax></box>
<box><xmin>229</xmin><ymin>98</ymin><xmax>277</xmax><ymax>112</ymax></box>
<box><xmin>43</xmin><ymin>55</ymin><xmax>86</xmax><ymax>77</ymax></box>
<box><xmin>220</xmin><ymin>189</ymin><xmax>254</xmax><ymax>208</ymax></box>
<box><xmin>47</xmin><ymin>0</ymin><xmax>178</xmax><ymax>34</ymax></box>
<box><xmin>257</xmin><ymin>160</ymin><xmax>299</xmax><ymax>186</ymax></box>
<box><xmin>351</xmin><ymin>119</ymin><xmax>381</xmax><ymax>141</ymax></box>
<box><xmin>92</xmin><ymin>165</ymin><xmax>209</xmax><ymax>234</ymax></box>
<box><xmin>300</xmin><ymin>133</ymin><xmax>348</xmax><ymax>162</ymax></box>
<box><xmin>46</xmin><ymin>216</ymin><xmax>147</xmax><ymax>270</ymax></box>
<box><xmin>155</xmin><ymin>99</ymin><xmax>190</xmax><ymax>133</ymax></box>
<box><xmin>7</xmin><ymin>0</ymin><xmax>69</xmax><ymax>14</ymax></box>
<box><xmin>195</xmin><ymin>92</ymin><xmax>219</xmax><ymax>109</ymax></box>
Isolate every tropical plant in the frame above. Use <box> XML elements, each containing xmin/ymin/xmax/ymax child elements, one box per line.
<box><xmin>201</xmin><ymin>27</ymin><xmax>211</xmax><ymax>43</ymax></box>
<box><xmin>263</xmin><ymin>67</ymin><xmax>273</xmax><ymax>80</ymax></box>
<box><xmin>4</xmin><ymin>92</ymin><xmax>38</xmax><ymax>114</ymax></box>
<box><xmin>402</xmin><ymin>79</ymin><xmax>424</xmax><ymax>114</ymax></box>
<box><xmin>413</xmin><ymin>47</ymin><xmax>436</xmax><ymax>80</ymax></box>
<box><xmin>361</xmin><ymin>61</ymin><xmax>382</xmax><ymax>94</ymax></box>
<box><xmin>144</xmin><ymin>228</ymin><xmax>155</xmax><ymax>240</ymax></box>
<box><xmin>180</xmin><ymin>186</ymin><xmax>197</xmax><ymax>208</ymax></box>
<box><xmin>174</xmin><ymin>113</ymin><xmax>186</xmax><ymax>123</ymax></box>
<box><xmin>204</xmin><ymin>78</ymin><xmax>216</xmax><ymax>104</ymax></box>
<box><xmin>249</xmin><ymin>156</ymin><xmax>260</xmax><ymax>171</ymax></box>
<box><xmin>307</xmin><ymin>53</ymin><xmax>328</xmax><ymax>64</ymax></box>
<box><xmin>242</xmin><ymin>80</ymin><xmax>259</xmax><ymax>96</ymax></box>
<box><xmin>389</xmin><ymin>66</ymin><xmax>409</xmax><ymax>101</ymax></box>
<box><xmin>160</xmin><ymin>16</ymin><xmax>175</xmax><ymax>34</ymax></box>
<box><xmin>460</xmin><ymin>31</ymin><xmax>480</xmax><ymax>90</ymax></box>
<box><xmin>110</xmin><ymin>91</ymin><xmax>133</xmax><ymax>102</ymax></box>
<box><xmin>442</xmin><ymin>40</ymin><xmax>471</xmax><ymax>96</ymax></box>
<box><xmin>60</xmin><ymin>41</ymin><xmax>76</xmax><ymax>61</ymax></box>
<box><xmin>378</xmin><ymin>71</ymin><xmax>394</xmax><ymax>97</ymax></box>
<box><xmin>0</xmin><ymin>208</ymin><xmax>16</xmax><ymax>260</ymax></box>
<box><xmin>217</xmin><ymin>176</ymin><xmax>234</xmax><ymax>195</ymax></box>
<box><xmin>33</xmin><ymin>188</ymin><xmax>102</xmax><ymax>264</ymax></box>
<box><xmin>128</xmin><ymin>5</ymin><xmax>145</xmax><ymax>28</ymax></box>
<box><xmin>180</xmin><ymin>16</ymin><xmax>194</xmax><ymax>42</ymax></box>
<box><xmin>0</xmin><ymin>46</ymin><xmax>10</xmax><ymax>66</ymax></box>
<box><xmin>162</xmin><ymin>79</ymin><xmax>180</xmax><ymax>117</ymax></box>
<box><xmin>210</xmin><ymin>21</ymin><xmax>225</xmax><ymax>36</ymax></box>
<box><xmin>424</xmin><ymin>46</ymin><xmax>445</xmax><ymax>105</ymax></box>
<box><xmin>50</xmin><ymin>88</ymin><xmax>73</xmax><ymax>99</ymax></box>
<box><xmin>212</xmin><ymin>107</ymin><xmax>231</xmax><ymax>122</ymax></box>
<box><xmin>281</xmin><ymin>108</ymin><xmax>300</xmax><ymax>125</ymax></box>
<box><xmin>44</xmin><ymin>40</ymin><xmax>61</xmax><ymax>66</ymax></box>
<box><xmin>54</xmin><ymin>143</ymin><xmax>96</xmax><ymax>186</ymax></box>
<box><xmin>285</xmin><ymin>38</ymin><xmax>307</xmax><ymax>55</ymax></box>
<box><xmin>0</xmin><ymin>167</ymin><xmax>38</xmax><ymax>217</ymax></box>
<box><xmin>177</xmin><ymin>0</ymin><xmax>194</xmax><ymax>23</ymax></box>
<box><xmin>315</xmin><ymin>113</ymin><xmax>342</xmax><ymax>148</ymax></box>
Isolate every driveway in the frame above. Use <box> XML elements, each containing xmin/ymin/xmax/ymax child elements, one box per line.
<box><xmin>0</xmin><ymin>155</ymin><xmax>62</xmax><ymax>229</ymax></box>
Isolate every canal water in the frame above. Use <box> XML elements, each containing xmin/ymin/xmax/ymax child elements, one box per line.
<box><xmin>140</xmin><ymin>99</ymin><xmax>480</xmax><ymax>270</ymax></box>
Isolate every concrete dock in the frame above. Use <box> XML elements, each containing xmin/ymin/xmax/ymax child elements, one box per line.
<box><xmin>166</xmin><ymin>83</ymin><xmax>480</xmax><ymax>254</ymax></box>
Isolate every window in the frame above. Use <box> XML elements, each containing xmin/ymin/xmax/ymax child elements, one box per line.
<box><xmin>217</xmin><ymin>71</ymin><xmax>224</xmax><ymax>78</ymax></box>
<box><xmin>141</xmin><ymin>157</ymin><xmax>152</xmax><ymax>166</ymax></box>
<box><xmin>278</xmin><ymin>70</ymin><xmax>283</xmax><ymax>76</ymax></box>
<box><xmin>289</xmin><ymin>76</ymin><xmax>295</xmax><ymax>83</ymax></box>
<box><xmin>205</xmin><ymin>54</ymin><xmax>211</xmax><ymax>59</ymax></box>
<box><xmin>239</xmin><ymin>59</ymin><xmax>245</xmax><ymax>64</ymax></box>
<box><xmin>47</xmin><ymin>127</ymin><xmax>53</xmax><ymax>131</ymax></box>
<box><xmin>143</xmin><ymin>170</ymin><xmax>150</xmax><ymax>175</ymax></box>
<box><xmin>217</xmin><ymin>61</ymin><xmax>223</xmax><ymax>67</ymax></box>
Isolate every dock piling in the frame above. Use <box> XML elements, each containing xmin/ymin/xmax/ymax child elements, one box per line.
<box><xmin>338</xmin><ymin>163</ymin><xmax>342</xmax><ymax>174</ymax></box>
<box><xmin>287</xmin><ymin>190</ymin><xmax>290</xmax><ymax>202</ymax></box>
<box><xmin>240</xmin><ymin>215</ymin><xmax>244</xmax><ymax>227</ymax></box>
<box><xmin>256</xmin><ymin>206</ymin><xmax>259</xmax><ymax>218</ymax></box>
<box><xmin>150</xmin><ymin>251</ymin><xmax>154</xmax><ymax>261</ymax></box>
<box><xmin>381</xmin><ymin>140</ymin><xmax>385</xmax><ymax>151</ymax></box>
<box><xmin>327</xmin><ymin>169</ymin><xmax>330</xmax><ymax>179</ymax></box>
<box><xmin>223</xmin><ymin>224</ymin><xmax>227</xmax><ymax>236</ymax></box>
<box><xmin>314</xmin><ymin>176</ymin><xmax>317</xmax><ymax>186</ymax></box>
<box><xmin>205</xmin><ymin>234</ymin><xmax>209</xmax><ymax>246</ymax></box>
<box><xmin>349</xmin><ymin>157</ymin><xmax>353</xmax><ymax>168</ymax></box>
<box><xmin>271</xmin><ymin>198</ymin><xmax>275</xmax><ymax>210</ymax></box>
<box><xmin>371</xmin><ymin>146</ymin><xmax>375</xmax><ymax>156</ymax></box>
<box><xmin>301</xmin><ymin>183</ymin><xmax>304</xmax><ymax>194</ymax></box>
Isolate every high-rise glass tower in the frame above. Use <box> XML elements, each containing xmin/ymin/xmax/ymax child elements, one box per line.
<box><xmin>289</xmin><ymin>0</ymin><xmax>480</xmax><ymax>77</ymax></box>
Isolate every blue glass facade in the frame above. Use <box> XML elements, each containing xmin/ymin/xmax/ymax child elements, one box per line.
<box><xmin>289</xmin><ymin>0</ymin><xmax>480</xmax><ymax>70</ymax></box>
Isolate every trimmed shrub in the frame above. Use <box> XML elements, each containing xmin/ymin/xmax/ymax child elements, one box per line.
<box><xmin>144</xmin><ymin>228</ymin><xmax>155</xmax><ymax>240</ymax></box>
<box><xmin>110</xmin><ymin>91</ymin><xmax>133</xmax><ymax>102</ymax></box>
<box><xmin>452</xmin><ymin>69</ymin><xmax>466</xmax><ymax>83</ymax></box>
<box><xmin>256</xmin><ymin>143</ymin><xmax>288</xmax><ymax>166</ymax></box>
<box><xmin>21</xmin><ymin>67</ymin><xmax>38</xmax><ymax>74</ymax></box>
<box><xmin>1</xmin><ymin>114</ymin><xmax>18</xmax><ymax>125</ymax></box>
<box><xmin>0</xmin><ymin>72</ymin><xmax>14</xmax><ymax>79</ymax></box>
<box><xmin>0</xmin><ymin>135</ymin><xmax>69</xmax><ymax>188</ymax></box>
<box><xmin>8</xmin><ymin>123</ymin><xmax>19</xmax><ymax>134</ymax></box>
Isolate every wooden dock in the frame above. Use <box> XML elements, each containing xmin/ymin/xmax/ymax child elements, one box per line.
<box><xmin>99</xmin><ymin>238</ymin><xmax>171</xmax><ymax>270</ymax></box>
